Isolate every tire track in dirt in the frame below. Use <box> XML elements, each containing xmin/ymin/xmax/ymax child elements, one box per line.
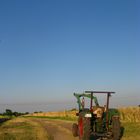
<box><xmin>30</xmin><ymin>118</ymin><xmax>79</xmax><ymax>140</ymax></box>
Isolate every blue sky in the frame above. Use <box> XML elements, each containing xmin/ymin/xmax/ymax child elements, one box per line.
<box><xmin>0</xmin><ymin>0</ymin><xmax>140</xmax><ymax>112</ymax></box>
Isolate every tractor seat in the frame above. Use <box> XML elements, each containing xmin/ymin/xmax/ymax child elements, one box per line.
<box><xmin>92</xmin><ymin>106</ymin><xmax>104</xmax><ymax>118</ymax></box>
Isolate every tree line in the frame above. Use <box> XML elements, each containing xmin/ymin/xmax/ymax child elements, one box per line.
<box><xmin>0</xmin><ymin>109</ymin><xmax>29</xmax><ymax>117</ymax></box>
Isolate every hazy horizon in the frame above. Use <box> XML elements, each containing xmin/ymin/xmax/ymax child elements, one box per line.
<box><xmin>0</xmin><ymin>91</ymin><xmax>139</xmax><ymax>113</ymax></box>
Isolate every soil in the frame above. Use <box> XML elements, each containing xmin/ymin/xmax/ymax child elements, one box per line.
<box><xmin>29</xmin><ymin>118</ymin><xmax>79</xmax><ymax>140</ymax></box>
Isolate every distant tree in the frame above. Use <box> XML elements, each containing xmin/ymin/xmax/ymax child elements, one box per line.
<box><xmin>4</xmin><ymin>109</ymin><xmax>13</xmax><ymax>116</ymax></box>
<box><xmin>138</xmin><ymin>105</ymin><xmax>140</xmax><ymax>107</ymax></box>
<box><xmin>13</xmin><ymin>112</ymin><xmax>20</xmax><ymax>117</ymax></box>
<box><xmin>25</xmin><ymin>112</ymin><xmax>29</xmax><ymax>115</ymax></box>
<box><xmin>34</xmin><ymin>111</ymin><xmax>38</xmax><ymax>113</ymax></box>
<box><xmin>2</xmin><ymin>109</ymin><xmax>29</xmax><ymax>117</ymax></box>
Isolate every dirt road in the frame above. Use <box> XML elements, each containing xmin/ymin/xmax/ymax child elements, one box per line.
<box><xmin>30</xmin><ymin>118</ymin><xmax>79</xmax><ymax>140</ymax></box>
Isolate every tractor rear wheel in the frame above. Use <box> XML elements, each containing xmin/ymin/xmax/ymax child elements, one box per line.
<box><xmin>78</xmin><ymin>117</ymin><xmax>90</xmax><ymax>140</ymax></box>
<box><xmin>112</xmin><ymin>116</ymin><xmax>120</xmax><ymax>140</ymax></box>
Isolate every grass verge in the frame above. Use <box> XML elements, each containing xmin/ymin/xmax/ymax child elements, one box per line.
<box><xmin>0</xmin><ymin>117</ymin><xmax>48</xmax><ymax>140</ymax></box>
<box><xmin>25</xmin><ymin>115</ymin><xmax>77</xmax><ymax>121</ymax></box>
<box><xmin>121</xmin><ymin>122</ymin><xmax>140</xmax><ymax>140</ymax></box>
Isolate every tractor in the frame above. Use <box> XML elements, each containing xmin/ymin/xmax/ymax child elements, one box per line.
<box><xmin>72</xmin><ymin>91</ymin><xmax>120</xmax><ymax>140</ymax></box>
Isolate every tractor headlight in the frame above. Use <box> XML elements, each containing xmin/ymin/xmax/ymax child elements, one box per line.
<box><xmin>85</xmin><ymin>114</ymin><xmax>92</xmax><ymax>118</ymax></box>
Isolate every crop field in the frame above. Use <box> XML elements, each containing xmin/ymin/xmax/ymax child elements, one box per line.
<box><xmin>0</xmin><ymin>107</ymin><xmax>140</xmax><ymax>140</ymax></box>
<box><xmin>30</xmin><ymin>106</ymin><xmax>140</xmax><ymax>122</ymax></box>
<box><xmin>118</xmin><ymin>107</ymin><xmax>140</xmax><ymax>122</ymax></box>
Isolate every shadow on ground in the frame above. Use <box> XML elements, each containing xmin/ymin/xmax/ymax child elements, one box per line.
<box><xmin>0</xmin><ymin>118</ymin><xmax>10</xmax><ymax>125</ymax></box>
<box><xmin>89</xmin><ymin>127</ymin><xmax>125</xmax><ymax>140</ymax></box>
<box><xmin>120</xmin><ymin>126</ymin><xmax>125</xmax><ymax>139</ymax></box>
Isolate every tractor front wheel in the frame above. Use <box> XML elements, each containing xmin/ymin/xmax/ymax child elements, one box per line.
<box><xmin>112</xmin><ymin>116</ymin><xmax>120</xmax><ymax>140</ymax></box>
<box><xmin>72</xmin><ymin>123</ymin><xmax>78</xmax><ymax>137</ymax></box>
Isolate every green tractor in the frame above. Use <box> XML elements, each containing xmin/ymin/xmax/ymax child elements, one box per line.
<box><xmin>72</xmin><ymin>91</ymin><xmax>121</xmax><ymax>140</ymax></box>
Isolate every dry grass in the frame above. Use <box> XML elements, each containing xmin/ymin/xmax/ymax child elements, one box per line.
<box><xmin>29</xmin><ymin>106</ymin><xmax>140</xmax><ymax>122</ymax></box>
<box><xmin>121</xmin><ymin>122</ymin><xmax>140</xmax><ymax>140</ymax></box>
<box><xmin>0</xmin><ymin>117</ymin><xmax>48</xmax><ymax>140</ymax></box>
<box><xmin>118</xmin><ymin>107</ymin><xmax>140</xmax><ymax>122</ymax></box>
<box><xmin>29</xmin><ymin>110</ymin><xmax>77</xmax><ymax>121</ymax></box>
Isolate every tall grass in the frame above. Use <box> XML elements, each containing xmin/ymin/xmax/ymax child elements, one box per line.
<box><xmin>27</xmin><ymin>106</ymin><xmax>140</xmax><ymax>122</ymax></box>
<box><xmin>118</xmin><ymin>107</ymin><xmax>140</xmax><ymax>122</ymax></box>
<box><xmin>28</xmin><ymin>110</ymin><xmax>78</xmax><ymax>121</ymax></box>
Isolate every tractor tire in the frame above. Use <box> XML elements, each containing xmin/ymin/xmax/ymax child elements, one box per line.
<box><xmin>78</xmin><ymin>117</ymin><xmax>91</xmax><ymax>140</ymax></box>
<box><xmin>112</xmin><ymin>116</ymin><xmax>120</xmax><ymax>140</ymax></box>
<box><xmin>72</xmin><ymin>123</ymin><xmax>78</xmax><ymax>137</ymax></box>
